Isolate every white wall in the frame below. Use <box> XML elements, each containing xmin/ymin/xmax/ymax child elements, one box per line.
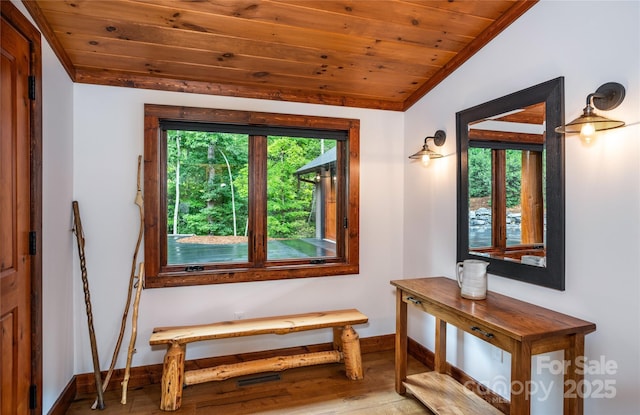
<box><xmin>72</xmin><ymin>87</ymin><xmax>405</xmax><ymax>371</ymax></box>
<box><xmin>41</xmin><ymin>45</ymin><xmax>74</xmax><ymax>413</ymax></box>
<box><xmin>403</xmin><ymin>1</ymin><xmax>640</xmax><ymax>414</ymax></box>
<box><xmin>10</xmin><ymin>1</ymin><xmax>77</xmax><ymax>413</ymax></box>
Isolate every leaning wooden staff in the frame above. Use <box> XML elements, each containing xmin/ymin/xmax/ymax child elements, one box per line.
<box><xmin>121</xmin><ymin>262</ymin><xmax>144</xmax><ymax>404</ymax></box>
<box><xmin>72</xmin><ymin>201</ymin><xmax>106</xmax><ymax>410</ymax></box>
<box><xmin>91</xmin><ymin>155</ymin><xmax>145</xmax><ymax>408</ymax></box>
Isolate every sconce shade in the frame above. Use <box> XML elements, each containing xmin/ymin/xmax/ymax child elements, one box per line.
<box><xmin>409</xmin><ymin>146</ymin><xmax>444</xmax><ymax>160</ymax></box>
<box><xmin>555</xmin><ymin>111</ymin><xmax>625</xmax><ymax>135</ymax></box>
<box><xmin>555</xmin><ymin>82</ymin><xmax>626</xmax><ymax>137</ymax></box>
<box><xmin>409</xmin><ymin>130</ymin><xmax>446</xmax><ymax>164</ymax></box>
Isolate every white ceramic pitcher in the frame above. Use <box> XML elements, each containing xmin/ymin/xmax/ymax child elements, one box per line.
<box><xmin>456</xmin><ymin>259</ymin><xmax>489</xmax><ymax>300</ymax></box>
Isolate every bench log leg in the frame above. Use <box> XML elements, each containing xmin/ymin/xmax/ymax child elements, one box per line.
<box><xmin>341</xmin><ymin>325</ymin><xmax>363</xmax><ymax>380</ymax></box>
<box><xmin>160</xmin><ymin>342</ymin><xmax>186</xmax><ymax>411</ymax></box>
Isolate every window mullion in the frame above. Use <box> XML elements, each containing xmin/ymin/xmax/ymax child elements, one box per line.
<box><xmin>249</xmin><ymin>135</ymin><xmax>268</xmax><ymax>266</ymax></box>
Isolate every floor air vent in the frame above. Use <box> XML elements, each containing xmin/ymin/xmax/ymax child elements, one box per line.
<box><xmin>237</xmin><ymin>373</ymin><xmax>281</xmax><ymax>387</ymax></box>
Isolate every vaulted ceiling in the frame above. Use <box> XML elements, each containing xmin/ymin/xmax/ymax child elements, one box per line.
<box><xmin>23</xmin><ymin>0</ymin><xmax>538</xmax><ymax>111</ymax></box>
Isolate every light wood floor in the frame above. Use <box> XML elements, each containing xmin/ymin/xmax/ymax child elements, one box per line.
<box><xmin>65</xmin><ymin>350</ymin><xmax>433</xmax><ymax>414</ymax></box>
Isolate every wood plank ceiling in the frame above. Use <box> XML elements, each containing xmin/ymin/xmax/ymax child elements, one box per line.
<box><xmin>23</xmin><ymin>0</ymin><xmax>538</xmax><ymax>111</ymax></box>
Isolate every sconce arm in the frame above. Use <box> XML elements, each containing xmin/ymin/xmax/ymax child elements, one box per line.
<box><xmin>430</xmin><ymin>130</ymin><xmax>447</xmax><ymax>147</ymax></box>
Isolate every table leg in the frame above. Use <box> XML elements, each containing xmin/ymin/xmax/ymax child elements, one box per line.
<box><xmin>395</xmin><ymin>289</ymin><xmax>407</xmax><ymax>394</ymax></box>
<box><xmin>564</xmin><ymin>333</ymin><xmax>585</xmax><ymax>414</ymax></box>
<box><xmin>510</xmin><ymin>341</ymin><xmax>532</xmax><ymax>415</ymax></box>
<box><xmin>434</xmin><ymin>317</ymin><xmax>447</xmax><ymax>373</ymax></box>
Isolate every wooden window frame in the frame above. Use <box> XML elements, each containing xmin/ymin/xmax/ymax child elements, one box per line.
<box><xmin>144</xmin><ymin>104</ymin><xmax>360</xmax><ymax>288</ymax></box>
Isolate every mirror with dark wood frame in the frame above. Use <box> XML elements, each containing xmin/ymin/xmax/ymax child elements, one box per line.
<box><xmin>456</xmin><ymin>77</ymin><xmax>565</xmax><ymax>290</ymax></box>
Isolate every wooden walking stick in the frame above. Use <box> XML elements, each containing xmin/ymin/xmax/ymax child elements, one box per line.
<box><xmin>92</xmin><ymin>155</ymin><xmax>145</xmax><ymax>409</ymax></box>
<box><xmin>121</xmin><ymin>262</ymin><xmax>144</xmax><ymax>404</ymax></box>
<box><xmin>72</xmin><ymin>201</ymin><xmax>106</xmax><ymax>410</ymax></box>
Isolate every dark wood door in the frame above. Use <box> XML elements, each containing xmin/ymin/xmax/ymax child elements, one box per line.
<box><xmin>1</xmin><ymin>12</ymin><xmax>33</xmax><ymax>415</ymax></box>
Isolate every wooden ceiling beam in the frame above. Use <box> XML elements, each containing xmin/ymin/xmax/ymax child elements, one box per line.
<box><xmin>468</xmin><ymin>129</ymin><xmax>544</xmax><ymax>145</ymax></box>
<box><xmin>492</xmin><ymin>102</ymin><xmax>546</xmax><ymax>124</ymax></box>
<box><xmin>74</xmin><ymin>68</ymin><xmax>405</xmax><ymax>111</ymax></box>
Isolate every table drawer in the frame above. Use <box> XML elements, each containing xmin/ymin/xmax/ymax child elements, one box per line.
<box><xmin>403</xmin><ymin>293</ymin><xmax>514</xmax><ymax>351</ymax></box>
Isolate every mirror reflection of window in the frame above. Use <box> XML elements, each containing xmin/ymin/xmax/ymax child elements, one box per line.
<box><xmin>468</xmin><ymin>147</ymin><xmax>492</xmax><ymax>250</ymax></box>
<box><xmin>466</xmin><ymin>103</ymin><xmax>547</xmax><ymax>267</ymax></box>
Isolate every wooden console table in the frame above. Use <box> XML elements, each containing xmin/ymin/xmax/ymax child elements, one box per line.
<box><xmin>391</xmin><ymin>277</ymin><xmax>596</xmax><ymax>415</ymax></box>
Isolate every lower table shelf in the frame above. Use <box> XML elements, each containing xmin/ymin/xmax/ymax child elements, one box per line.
<box><xmin>404</xmin><ymin>372</ymin><xmax>503</xmax><ymax>415</ymax></box>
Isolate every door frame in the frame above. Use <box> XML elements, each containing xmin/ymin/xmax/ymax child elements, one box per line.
<box><xmin>1</xmin><ymin>2</ymin><xmax>43</xmax><ymax>413</ymax></box>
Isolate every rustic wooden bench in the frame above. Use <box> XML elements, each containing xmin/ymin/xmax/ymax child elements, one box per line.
<box><xmin>149</xmin><ymin>309</ymin><xmax>369</xmax><ymax>411</ymax></box>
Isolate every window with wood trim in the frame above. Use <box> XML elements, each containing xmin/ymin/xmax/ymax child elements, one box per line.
<box><xmin>144</xmin><ymin>105</ymin><xmax>359</xmax><ymax>287</ymax></box>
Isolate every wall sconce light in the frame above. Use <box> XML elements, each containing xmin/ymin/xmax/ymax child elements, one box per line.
<box><xmin>409</xmin><ymin>130</ymin><xmax>446</xmax><ymax>166</ymax></box>
<box><xmin>555</xmin><ymin>82</ymin><xmax>626</xmax><ymax>143</ymax></box>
